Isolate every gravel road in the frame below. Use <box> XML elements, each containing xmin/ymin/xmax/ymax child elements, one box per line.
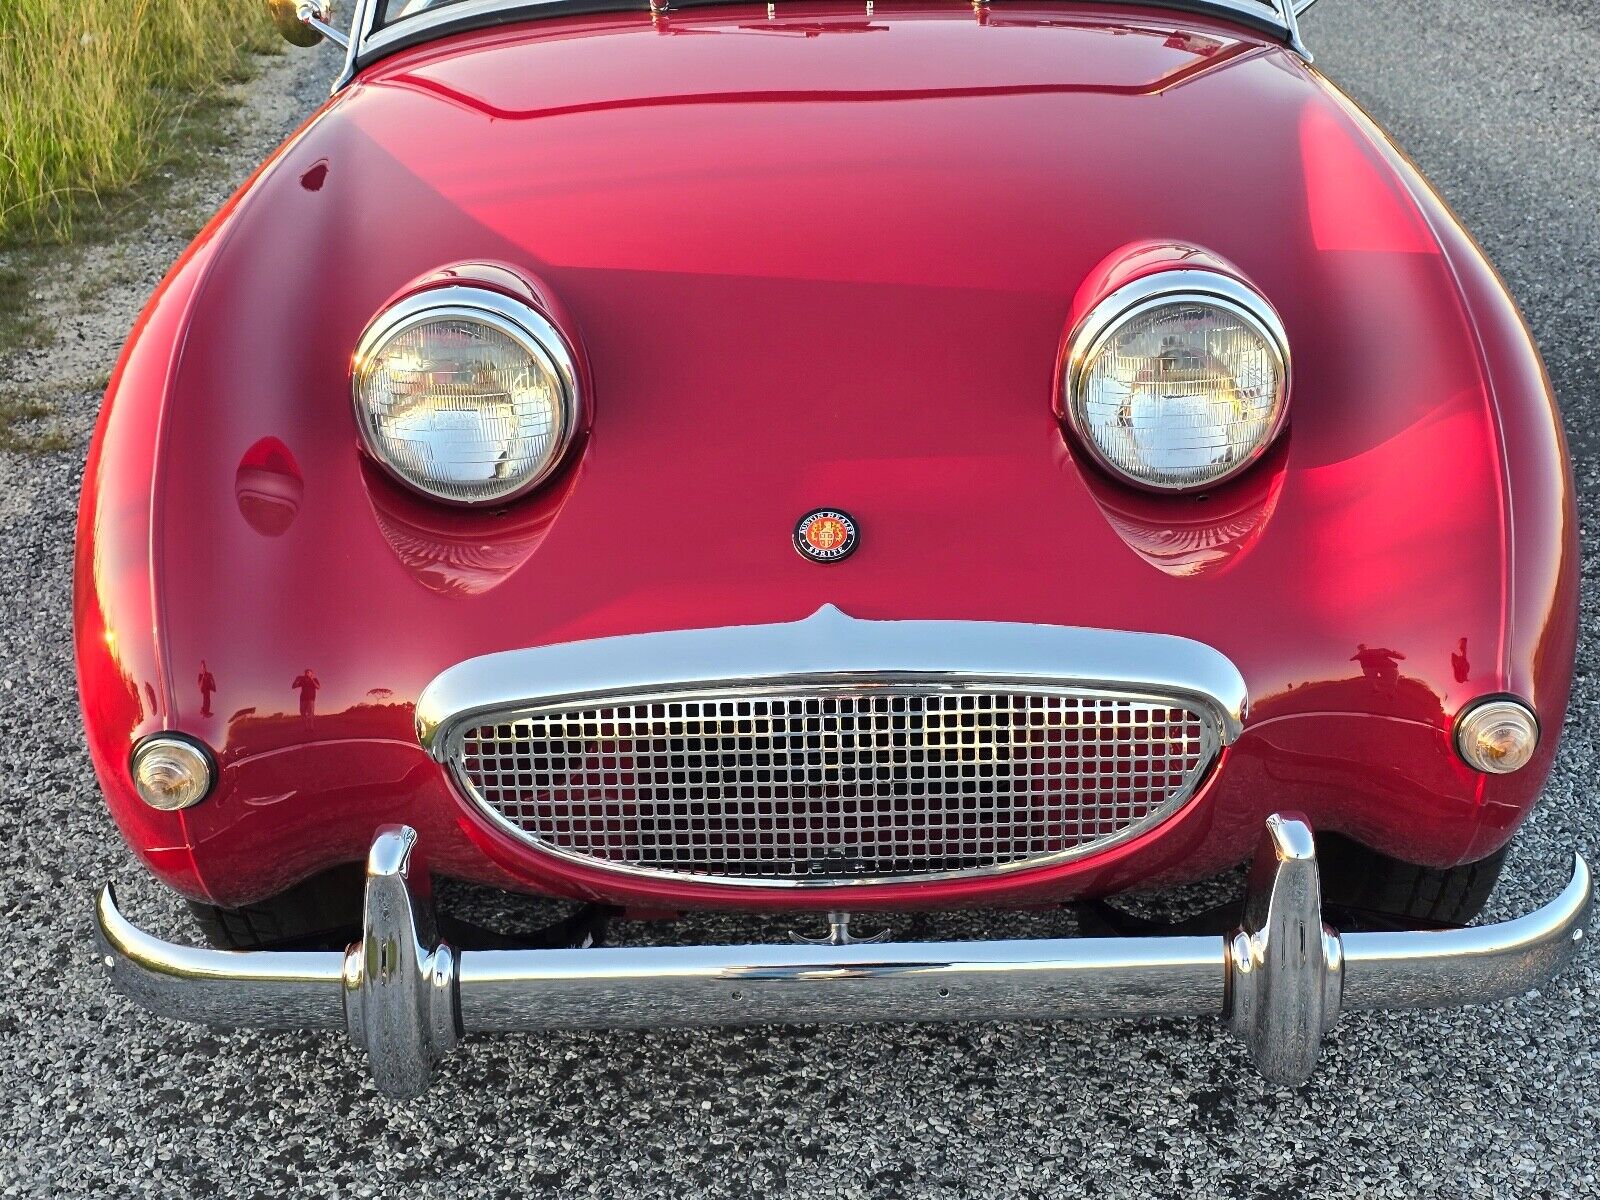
<box><xmin>2</xmin><ymin>3</ymin><xmax>1597</xmax><ymax>1196</ymax></box>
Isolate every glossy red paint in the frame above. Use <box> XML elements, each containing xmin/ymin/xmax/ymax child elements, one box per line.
<box><xmin>75</xmin><ymin>2</ymin><xmax>1576</xmax><ymax>910</ymax></box>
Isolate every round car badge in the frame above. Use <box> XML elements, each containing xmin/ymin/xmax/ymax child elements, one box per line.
<box><xmin>794</xmin><ymin>509</ymin><xmax>859</xmax><ymax>564</ymax></box>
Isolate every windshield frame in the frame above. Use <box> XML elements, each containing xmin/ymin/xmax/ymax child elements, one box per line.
<box><xmin>335</xmin><ymin>0</ymin><xmax>1313</xmax><ymax>88</ymax></box>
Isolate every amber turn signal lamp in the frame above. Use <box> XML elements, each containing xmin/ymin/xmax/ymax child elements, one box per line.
<box><xmin>1455</xmin><ymin>698</ymin><xmax>1539</xmax><ymax>775</ymax></box>
<box><xmin>131</xmin><ymin>735</ymin><xmax>215</xmax><ymax>811</ymax></box>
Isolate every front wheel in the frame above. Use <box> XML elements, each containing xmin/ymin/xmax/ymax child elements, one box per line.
<box><xmin>1317</xmin><ymin>834</ymin><xmax>1510</xmax><ymax>928</ymax></box>
<box><xmin>187</xmin><ymin>864</ymin><xmax>363</xmax><ymax>951</ymax></box>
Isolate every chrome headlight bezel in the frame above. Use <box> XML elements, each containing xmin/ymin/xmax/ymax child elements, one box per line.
<box><xmin>352</xmin><ymin>285</ymin><xmax>582</xmax><ymax>506</ymax></box>
<box><xmin>1062</xmin><ymin>269</ymin><xmax>1291</xmax><ymax>493</ymax></box>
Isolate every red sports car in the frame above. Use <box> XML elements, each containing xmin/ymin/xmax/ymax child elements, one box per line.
<box><xmin>85</xmin><ymin>0</ymin><xmax>1589</xmax><ymax>1096</ymax></box>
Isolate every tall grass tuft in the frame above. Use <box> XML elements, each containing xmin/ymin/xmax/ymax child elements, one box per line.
<box><xmin>0</xmin><ymin>0</ymin><xmax>277</xmax><ymax>244</ymax></box>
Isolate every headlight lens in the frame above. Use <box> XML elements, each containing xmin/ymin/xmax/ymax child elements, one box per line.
<box><xmin>353</xmin><ymin>286</ymin><xmax>579</xmax><ymax>505</ymax></box>
<box><xmin>1065</xmin><ymin>271</ymin><xmax>1289</xmax><ymax>491</ymax></box>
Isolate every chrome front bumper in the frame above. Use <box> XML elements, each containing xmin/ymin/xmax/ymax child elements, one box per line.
<box><xmin>96</xmin><ymin>815</ymin><xmax>1590</xmax><ymax>1098</ymax></box>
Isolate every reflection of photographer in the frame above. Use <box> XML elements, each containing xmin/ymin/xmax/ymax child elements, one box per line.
<box><xmin>292</xmin><ymin>668</ymin><xmax>321</xmax><ymax>718</ymax></box>
<box><xmin>197</xmin><ymin>661</ymin><xmax>217</xmax><ymax>718</ymax></box>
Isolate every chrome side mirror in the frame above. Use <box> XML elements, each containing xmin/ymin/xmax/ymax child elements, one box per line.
<box><xmin>268</xmin><ymin>0</ymin><xmax>347</xmax><ymax>49</ymax></box>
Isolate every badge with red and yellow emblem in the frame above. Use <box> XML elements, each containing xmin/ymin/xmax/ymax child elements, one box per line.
<box><xmin>794</xmin><ymin>508</ymin><xmax>859</xmax><ymax>563</ymax></box>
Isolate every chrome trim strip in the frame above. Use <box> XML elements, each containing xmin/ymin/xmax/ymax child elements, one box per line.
<box><xmin>417</xmin><ymin>605</ymin><xmax>1247</xmax><ymax>888</ymax></box>
<box><xmin>96</xmin><ymin>818</ymin><xmax>1593</xmax><ymax>1097</ymax></box>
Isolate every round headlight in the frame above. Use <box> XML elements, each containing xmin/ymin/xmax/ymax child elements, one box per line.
<box><xmin>1456</xmin><ymin>698</ymin><xmax>1539</xmax><ymax>775</ymax></box>
<box><xmin>131</xmin><ymin>735</ymin><xmax>214</xmax><ymax>811</ymax></box>
<box><xmin>1064</xmin><ymin>270</ymin><xmax>1289</xmax><ymax>491</ymax></box>
<box><xmin>353</xmin><ymin>286</ymin><xmax>580</xmax><ymax>505</ymax></box>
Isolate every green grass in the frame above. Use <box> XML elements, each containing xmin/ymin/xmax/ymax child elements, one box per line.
<box><xmin>0</xmin><ymin>0</ymin><xmax>280</xmax><ymax>450</ymax></box>
<box><xmin>0</xmin><ymin>0</ymin><xmax>278</xmax><ymax>245</ymax></box>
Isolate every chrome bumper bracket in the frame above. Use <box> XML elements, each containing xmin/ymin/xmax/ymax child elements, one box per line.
<box><xmin>95</xmin><ymin>815</ymin><xmax>1590</xmax><ymax>1098</ymax></box>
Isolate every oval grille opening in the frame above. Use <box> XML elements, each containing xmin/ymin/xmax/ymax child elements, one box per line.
<box><xmin>450</xmin><ymin>683</ymin><xmax>1220</xmax><ymax>887</ymax></box>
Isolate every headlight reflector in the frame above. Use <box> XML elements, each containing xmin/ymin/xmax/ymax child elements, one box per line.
<box><xmin>354</xmin><ymin>286</ymin><xmax>579</xmax><ymax>504</ymax></box>
<box><xmin>1065</xmin><ymin>271</ymin><xmax>1289</xmax><ymax>491</ymax></box>
<box><xmin>131</xmin><ymin>735</ymin><xmax>214</xmax><ymax>811</ymax></box>
<box><xmin>1456</xmin><ymin>698</ymin><xmax>1539</xmax><ymax>775</ymax></box>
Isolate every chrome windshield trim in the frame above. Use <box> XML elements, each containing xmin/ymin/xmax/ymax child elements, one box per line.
<box><xmin>343</xmin><ymin>0</ymin><xmax>1303</xmax><ymax>84</ymax></box>
<box><xmin>1275</xmin><ymin>0</ymin><xmax>1311</xmax><ymax>61</ymax></box>
<box><xmin>416</xmin><ymin>604</ymin><xmax>1249</xmax><ymax>754</ymax></box>
<box><xmin>334</xmin><ymin>0</ymin><xmax>380</xmax><ymax>91</ymax></box>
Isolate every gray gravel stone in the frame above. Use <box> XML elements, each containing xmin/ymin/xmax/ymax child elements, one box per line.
<box><xmin>1</xmin><ymin>3</ymin><xmax>1596</xmax><ymax>1196</ymax></box>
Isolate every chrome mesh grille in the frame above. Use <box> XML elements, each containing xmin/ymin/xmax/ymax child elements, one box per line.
<box><xmin>452</xmin><ymin>683</ymin><xmax>1219</xmax><ymax>886</ymax></box>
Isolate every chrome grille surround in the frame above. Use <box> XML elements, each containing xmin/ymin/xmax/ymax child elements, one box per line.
<box><xmin>417</xmin><ymin>606</ymin><xmax>1247</xmax><ymax>889</ymax></box>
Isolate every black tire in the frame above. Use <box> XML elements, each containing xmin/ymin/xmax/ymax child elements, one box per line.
<box><xmin>1317</xmin><ymin>833</ymin><xmax>1509</xmax><ymax>928</ymax></box>
<box><xmin>188</xmin><ymin>864</ymin><xmax>364</xmax><ymax>951</ymax></box>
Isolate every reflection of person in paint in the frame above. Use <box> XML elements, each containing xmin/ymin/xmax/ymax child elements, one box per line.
<box><xmin>1351</xmin><ymin>644</ymin><xmax>1405</xmax><ymax>694</ymax></box>
<box><xmin>197</xmin><ymin>661</ymin><xmax>216</xmax><ymax>718</ymax></box>
<box><xmin>292</xmin><ymin>668</ymin><xmax>320</xmax><ymax>718</ymax></box>
<box><xmin>1452</xmin><ymin>637</ymin><xmax>1471</xmax><ymax>684</ymax></box>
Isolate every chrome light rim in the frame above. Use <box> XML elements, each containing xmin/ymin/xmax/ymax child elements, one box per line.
<box><xmin>1063</xmin><ymin>269</ymin><xmax>1291</xmax><ymax>494</ymax></box>
<box><xmin>352</xmin><ymin>284</ymin><xmax>582</xmax><ymax>507</ymax></box>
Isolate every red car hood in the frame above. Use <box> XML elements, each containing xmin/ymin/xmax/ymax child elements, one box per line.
<box><xmin>166</xmin><ymin>2</ymin><xmax>1519</xmax><ymax>708</ymax></box>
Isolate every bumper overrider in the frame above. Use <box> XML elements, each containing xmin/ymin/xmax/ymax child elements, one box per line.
<box><xmin>97</xmin><ymin>816</ymin><xmax>1589</xmax><ymax>1097</ymax></box>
